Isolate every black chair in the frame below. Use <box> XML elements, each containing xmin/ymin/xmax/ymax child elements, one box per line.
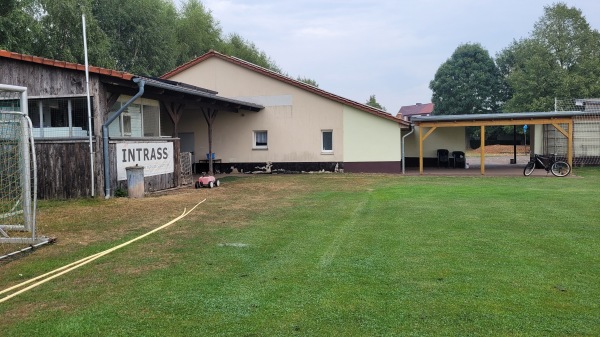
<box><xmin>437</xmin><ymin>149</ymin><xmax>449</xmax><ymax>168</ymax></box>
<box><xmin>452</xmin><ymin>151</ymin><xmax>466</xmax><ymax>168</ymax></box>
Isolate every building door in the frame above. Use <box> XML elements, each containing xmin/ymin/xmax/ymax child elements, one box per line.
<box><xmin>179</xmin><ymin>132</ymin><xmax>195</xmax><ymax>163</ymax></box>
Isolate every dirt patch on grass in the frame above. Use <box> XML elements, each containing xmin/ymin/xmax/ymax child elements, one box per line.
<box><xmin>0</xmin><ymin>174</ymin><xmax>334</xmax><ymax>260</ymax></box>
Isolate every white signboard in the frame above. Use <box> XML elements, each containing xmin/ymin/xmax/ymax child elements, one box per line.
<box><xmin>116</xmin><ymin>142</ymin><xmax>174</xmax><ymax>181</ymax></box>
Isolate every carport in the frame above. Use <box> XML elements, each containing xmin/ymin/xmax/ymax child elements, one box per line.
<box><xmin>410</xmin><ymin>112</ymin><xmax>584</xmax><ymax>175</ymax></box>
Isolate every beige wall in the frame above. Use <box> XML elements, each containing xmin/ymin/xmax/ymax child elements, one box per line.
<box><xmin>343</xmin><ymin>106</ymin><xmax>401</xmax><ymax>162</ymax></box>
<box><xmin>169</xmin><ymin>57</ymin><xmax>405</xmax><ymax>164</ymax></box>
<box><xmin>404</xmin><ymin>126</ymin><xmax>467</xmax><ymax>157</ymax></box>
<box><xmin>170</xmin><ymin>58</ymin><xmax>345</xmax><ymax>163</ymax></box>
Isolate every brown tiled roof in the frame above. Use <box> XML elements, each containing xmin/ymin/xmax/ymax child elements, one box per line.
<box><xmin>0</xmin><ymin>49</ymin><xmax>134</xmax><ymax>80</ymax></box>
<box><xmin>163</xmin><ymin>50</ymin><xmax>409</xmax><ymax>126</ymax></box>
<box><xmin>398</xmin><ymin>103</ymin><xmax>434</xmax><ymax>117</ymax></box>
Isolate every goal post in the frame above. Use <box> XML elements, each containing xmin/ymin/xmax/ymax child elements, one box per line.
<box><xmin>0</xmin><ymin>84</ymin><xmax>43</xmax><ymax>245</ymax></box>
<box><xmin>549</xmin><ymin>98</ymin><xmax>600</xmax><ymax>167</ymax></box>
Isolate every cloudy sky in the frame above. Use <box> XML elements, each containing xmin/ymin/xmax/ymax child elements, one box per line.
<box><xmin>190</xmin><ymin>1</ymin><xmax>600</xmax><ymax>115</ymax></box>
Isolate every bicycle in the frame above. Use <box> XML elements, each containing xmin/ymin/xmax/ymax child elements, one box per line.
<box><xmin>523</xmin><ymin>153</ymin><xmax>571</xmax><ymax>177</ymax></box>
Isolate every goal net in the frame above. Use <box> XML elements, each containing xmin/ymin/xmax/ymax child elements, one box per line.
<box><xmin>0</xmin><ymin>85</ymin><xmax>44</xmax><ymax>255</ymax></box>
<box><xmin>547</xmin><ymin>98</ymin><xmax>600</xmax><ymax>166</ymax></box>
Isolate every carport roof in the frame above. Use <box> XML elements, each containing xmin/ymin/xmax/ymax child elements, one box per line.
<box><xmin>410</xmin><ymin>111</ymin><xmax>588</xmax><ymax>124</ymax></box>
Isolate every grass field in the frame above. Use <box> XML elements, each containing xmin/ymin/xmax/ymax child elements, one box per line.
<box><xmin>1</xmin><ymin>170</ymin><xmax>600</xmax><ymax>336</ymax></box>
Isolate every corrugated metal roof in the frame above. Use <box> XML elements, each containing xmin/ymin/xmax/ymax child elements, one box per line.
<box><xmin>139</xmin><ymin>77</ymin><xmax>264</xmax><ymax>111</ymax></box>
<box><xmin>410</xmin><ymin>111</ymin><xmax>588</xmax><ymax>123</ymax></box>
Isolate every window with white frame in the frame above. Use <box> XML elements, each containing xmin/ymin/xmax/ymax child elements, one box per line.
<box><xmin>27</xmin><ymin>97</ymin><xmax>92</xmax><ymax>138</ymax></box>
<box><xmin>108</xmin><ymin>96</ymin><xmax>161</xmax><ymax>137</ymax></box>
<box><xmin>322</xmin><ymin>130</ymin><xmax>333</xmax><ymax>153</ymax></box>
<box><xmin>253</xmin><ymin>130</ymin><xmax>268</xmax><ymax>149</ymax></box>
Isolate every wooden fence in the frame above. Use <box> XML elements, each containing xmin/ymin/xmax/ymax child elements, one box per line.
<box><xmin>35</xmin><ymin>138</ymin><xmax>180</xmax><ymax>199</ymax></box>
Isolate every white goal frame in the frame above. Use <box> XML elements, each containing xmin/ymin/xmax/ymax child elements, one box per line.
<box><xmin>0</xmin><ymin>84</ymin><xmax>43</xmax><ymax>245</ymax></box>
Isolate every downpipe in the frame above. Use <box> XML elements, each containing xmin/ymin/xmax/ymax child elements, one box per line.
<box><xmin>102</xmin><ymin>78</ymin><xmax>145</xmax><ymax>199</ymax></box>
<box><xmin>402</xmin><ymin>125</ymin><xmax>415</xmax><ymax>174</ymax></box>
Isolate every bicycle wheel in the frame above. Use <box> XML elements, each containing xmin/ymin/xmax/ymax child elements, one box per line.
<box><xmin>523</xmin><ymin>162</ymin><xmax>535</xmax><ymax>176</ymax></box>
<box><xmin>551</xmin><ymin>161</ymin><xmax>571</xmax><ymax>177</ymax></box>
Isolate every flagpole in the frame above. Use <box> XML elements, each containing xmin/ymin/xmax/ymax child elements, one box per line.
<box><xmin>82</xmin><ymin>14</ymin><xmax>95</xmax><ymax>197</ymax></box>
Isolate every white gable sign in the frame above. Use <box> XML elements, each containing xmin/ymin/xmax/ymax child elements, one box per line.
<box><xmin>116</xmin><ymin>142</ymin><xmax>174</xmax><ymax>180</ymax></box>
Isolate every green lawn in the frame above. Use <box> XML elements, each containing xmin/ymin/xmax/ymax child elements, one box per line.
<box><xmin>1</xmin><ymin>170</ymin><xmax>600</xmax><ymax>336</ymax></box>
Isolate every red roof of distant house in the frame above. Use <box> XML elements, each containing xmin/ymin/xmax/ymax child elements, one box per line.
<box><xmin>163</xmin><ymin>50</ymin><xmax>409</xmax><ymax>126</ymax></box>
<box><xmin>398</xmin><ymin>103</ymin><xmax>434</xmax><ymax>118</ymax></box>
<box><xmin>0</xmin><ymin>49</ymin><xmax>134</xmax><ymax>80</ymax></box>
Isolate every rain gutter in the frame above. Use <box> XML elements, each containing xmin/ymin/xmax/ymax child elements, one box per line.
<box><xmin>402</xmin><ymin>124</ymin><xmax>415</xmax><ymax>174</ymax></box>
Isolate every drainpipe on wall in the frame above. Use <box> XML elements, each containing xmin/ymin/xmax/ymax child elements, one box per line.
<box><xmin>102</xmin><ymin>78</ymin><xmax>145</xmax><ymax>199</ymax></box>
<box><xmin>402</xmin><ymin>125</ymin><xmax>415</xmax><ymax>174</ymax></box>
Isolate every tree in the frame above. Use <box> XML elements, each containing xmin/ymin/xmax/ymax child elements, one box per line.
<box><xmin>296</xmin><ymin>76</ymin><xmax>318</xmax><ymax>87</ymax></box>
<box><xmin>0</xmin><ymin>0</ymin><xmax>40</xmax><ymax>54</ymax></box>
<box><xmin>220</xmin><ymin>33</ymin><xmax>281</xmax><ymax>73</ymax></box>
<box><xmin>429</xmin><ymin>43</ymin><xmax>507</xmax><ymax>115</ymax></box>
<box><xmin>365</xmin><ymin>95</ymin><xmax>386</xmax><ymax>111</ymax></box>
<box><xmin>497</xmin><ymin>3</ymin><xmax>600</xmax><ymax>112</ymax></box>
<box><xmin>92</xmin><ymin>0</ymin><xmax>178</xmax><ymax>75</ymax></box>
<box><xmin>175</xmin><ymin>0</ymin><xmax>222</xmax><ymax>66</ymax></box>
<box><xmin>0</xmin><ymin>0</ymin><xmax>291</xmax><ymax>80</ymax></box>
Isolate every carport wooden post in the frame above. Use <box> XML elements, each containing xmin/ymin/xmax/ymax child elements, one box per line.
<box><xmin>419</xmin><ymin>126</ymin><xmax>423</xmax><ymax>174</ymax></box>
<box><xmin>419</xmin><ymin>126</ymin><xmax>437</xmax><ymax>175</ymax></box>
<box><xmin>480</xmin><ymin>125</ymin><xmax>485</xmax><ymax>175</ymax></box>
<box><xmin>162</xmin><ymin>101</ymin><xmax>185</xmax><ymax>137</ymax></box>
<box><xmin>550</xmin><ymin>120</ymin><xmax>574</xmax><ymax>168</ymax></box>
<box><xmin>568</xmin><ymin>120</ymin><xmax>573</xmax><ymax>167</ymax></box>
<box><xmin>201</xmin><ymin>107</ymin><xmax>218</xmax><ymax>175</ymax></box>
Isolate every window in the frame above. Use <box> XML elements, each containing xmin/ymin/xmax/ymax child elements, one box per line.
<box><xmin>27</xmin><ymin>97</ymin><xmax>92</xmax><ymax>138</ymax></box>
<box><xmin>254</xmin><ymin>130</ymin><xmax>268</xmax><ymax>149</ymax></box>
<box><xmin>322</xmin><ymin>130</ymin><xmax>333</xmax><ymax>153</ymax></box>
<box><xmin>122</xmin><ymin>114</ymin><xmax>132</xmax><ymax>136</ymax></box>
<box><xmin>108</xmin><ymin>97</ymin><xmax>161</xmax><ymax>138</ymax></box>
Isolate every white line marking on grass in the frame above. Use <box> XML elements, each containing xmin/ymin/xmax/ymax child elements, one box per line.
<box><xmin>218</xmin><ymin>243</ymin><xmax>249</xmax><ymax>247</ymax></box>
<box><xmin>318</xmin><ymin>195</ymin><xmax>369</xmax><ymax>269</ymax></box>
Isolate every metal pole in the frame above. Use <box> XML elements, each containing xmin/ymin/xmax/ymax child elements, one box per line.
<box><xmin>512</xmin><ymin>125</ymin><xmax>517</xmax><ymax>164</ymax></box>
<box><xmin>82</xmin><ymin>14</ymin><xmax>95</xmax><ymax>197</ymax></box>
<box><xmin>20</xmin><ymin>104</ymin><xmax>32</xmax><ymax>233</ymax></box>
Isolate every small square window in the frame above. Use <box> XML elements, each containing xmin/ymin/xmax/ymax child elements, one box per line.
<box><xmin>254</xmin><ymin>130</ymin><xmax>268</xmax><ymax>149</ymax></box>
<box><xmin>322</xmin><ymin>130</ymin><xmax>333</xmax><ymax>153</ymax></box>
<box><xmin>122</xmin><ymin>115</ymin><xmax>132</xmax><ymax>136</ymax></box>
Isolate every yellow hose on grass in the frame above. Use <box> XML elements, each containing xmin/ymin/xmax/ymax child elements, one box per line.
<box><xmin>0</xmin><ymin>199</ymin><xmax>206</xmax><ymax>303</ymax></box>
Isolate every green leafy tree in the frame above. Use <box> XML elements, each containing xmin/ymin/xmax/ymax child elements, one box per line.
<box><xmin>365</xmin><ymin>94</ymin><xmax>386</xmax><ymax>111</ymax></box>
<box><xmin>0</xmin><ymin>0</ymin><xmax>41</xmax><ymax>53</ymax></box>
<box><xmin>92</xmin><ymin>0</ymin><xmax>178</xmax><ymax>75</ymax></box>
<box><xmin>175</xmin><ymin>0</ymin><xmax>222</xmax><ymax>66</ymax></box>
<box><xmin>296</xmin><ymin>76</ymin><xmax>318</xmax><ymax>87</ymax></box>
<box><xmin>220</xmin><ymin>33</ymin><xmax>281</xmax><ymax>73</ymax></box>
<box><xmin>430</xmin><ymin>43</ymin><xmax>507</xmax><ymax>115</ymax></box>
<box><xmin>497</xmin><ymin>3</ymin><xmax>600</xmax><ymax>112</ymax></box>
<box><xmin>0</xmin><ymin>0</ymin><xmax>112</xmax><ymax>67</ymax></box>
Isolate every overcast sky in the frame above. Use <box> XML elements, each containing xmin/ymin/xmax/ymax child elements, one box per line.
<box><xmin>186</xmin><ymin>1</ymin><xmax>600</xmax><ymax>115</ymax></box>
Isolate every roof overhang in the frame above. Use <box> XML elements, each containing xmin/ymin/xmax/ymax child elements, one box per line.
<box><xmin>411</xmin><ymin>111</ymin><xmax>587</xmax><ymax>127</ymax></box>
<box><xmin>101</xmin><ymin>76</ymin><xmax>264</xmax><ymax>113</ymax></box>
